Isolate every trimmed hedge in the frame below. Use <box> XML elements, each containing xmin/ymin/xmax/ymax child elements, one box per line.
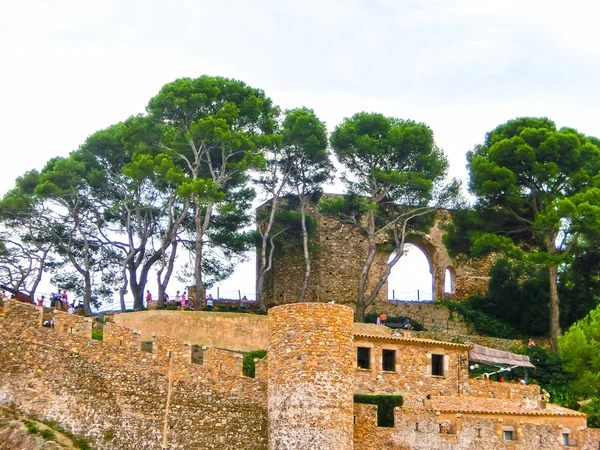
<box><xmin>354</xmin><ymin>393</ymin><xmax>403</xmax><ymax>427</ymax></box>
<box><xmin>242</xmin><ymin>350</ymin><xmax>267</xmax><ymax>378</ymax></box>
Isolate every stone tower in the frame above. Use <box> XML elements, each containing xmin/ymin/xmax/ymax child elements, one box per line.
<box><xmin>267</xmin><ymin>302</ymin><xmax>355</xmax><ymax>450</ymax></box>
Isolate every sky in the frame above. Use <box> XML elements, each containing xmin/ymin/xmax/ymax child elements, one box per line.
<box><xmin>2</xmin><ymin>0</ymin><xmax>600</xmax><ymax>305</ymax></box>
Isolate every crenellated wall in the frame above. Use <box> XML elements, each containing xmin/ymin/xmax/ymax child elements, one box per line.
<box><xmin>1</xmin><ymin>300</ymin><xmax>598</xmax><ymax>450</ymax></box>
<box><xmin>0</xmin><ymin>300</ymin><xmax>267</xmax><ymax>450</ymax></box>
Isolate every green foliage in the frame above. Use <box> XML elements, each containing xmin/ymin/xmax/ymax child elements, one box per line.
<box><xmin>243</xmin><ymin>350</ymin><xmax>267</xmax><ymax>378</ymax></box>
<box><xmin>72</xmin><ymin>436</ymin><xmax>92</xmax><ymax>450</ymax></box>
<box><xmin>91</xmin><ymin>331</ymin><xmax>103</xmax><ymax>341</ymax></box>
<box><xmin>581</xmin><ymin>398</ymin><xmax>600</xmax><ymax>428</ymax></box>
<box><xmin>526</xmin><ymin>346</ymin><xmax>576</xmax><ymax>399</ymax></box>
<box><xmin>353</xmin><ymin>394</ymin><xmax>404</xmax><ymax>427</ymax></box>
<box><xmin>442</xmin><ymin>299</ymin><xmax>518</xmax><ymax>339</ymax></box>
<box><xmin>40</xmin><ymin>428</ymin><xmax>56</xmax><ymax>440</ymax></box>
<box><xmin>103</xmin><ymin>429</ymin><xmax>116</xmax><ymax>442</ymax></box>
<box><xmin>559</xmin><ymin>304</ymin><xmax>600</xmax><ymax>397</ymax></box>
<box><xmin>467</xmin><ymin>117</ymin><xmax>600</xmax><ymax>346</ymax></box>
<box><xmin>327</xmin><ymin>112</ymin><xmax>452</xmax><ymax>320</ymax></box>
<box><xmin>364</xmin><ymin>312</ymin><xmax>425</xmax><ymax>331</ymax></box>
<box><xmin>141</xmin><ymin>341</ymin><xmax>153</xmax><ymax>353</ymax></box>
<box><xmin>24</xmin><ymin>421</ymin><xmax>39</xmax><ymax>434</ymax></box>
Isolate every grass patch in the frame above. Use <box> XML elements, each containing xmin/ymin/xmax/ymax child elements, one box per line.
<box><xmin>91</xmin><ymin>331</ymin><xmax>103</xmax><ymax>341</ymax></box>
<box><xmin>40</xmin><ymin>428</ymin><xmax>56</xmax><ymax>440</ymax></box>
<box><xmin>24</xmin><ymin>421</ymin><xmax>39</xmax><ymax>434</ymax></box>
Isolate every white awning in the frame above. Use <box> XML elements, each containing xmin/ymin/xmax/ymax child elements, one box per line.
<box><xmin>468</xmin><ymin>344</ymin><xmax>535</xmax><ymax>369</ymax></box>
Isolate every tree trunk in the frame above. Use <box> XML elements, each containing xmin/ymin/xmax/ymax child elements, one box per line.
<box><xmin>257</xmin><ymin>197</ymin><xmax>280</xmax><ymax>311</ymax></box>
<box><xmin>298</xmin><ymin>197</ymin><xmax>311</xmax><ymax>303</ymax></box>
<box><xmin>356</xmin><ymin>209</ymin><xmax>377</xmax><ymax>322</ymax></box>
<box><xmin>548</xmin><ymin>264</ymin><xmax>560</xmax><ymax>350</ymax></box>
<box><xmin>366</xmin><ymin>248</ymin><xmax>404</xmax><ymax>307</ymax></box>
<box><xmin>83</xmin><ymin>271</ymin><xmax>92</xmax><ymax>316</ymax></box>
<box><xmin>545</xmin><ymin>234</ymin><xmax>561</xmax><ymax>350</ymax></box>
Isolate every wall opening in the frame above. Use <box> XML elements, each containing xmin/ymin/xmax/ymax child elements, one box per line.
<box><xmin>357</xmin><ymin>347</ymin><xmax>371</xmax><ymax>369</ymax></box>
<box><xmin>388</xmin><ymin>244</ymin><xmax>433</xmax><ymax>301</ymax></box>
<box><xmin>444</xmin><ymin>268</ymin><xmax>453</xmax><ymax>294</ymax></box>
<box><xmin>382</xmin><ymin>349</ymin><xmax>396</xmax><ymax>372</ymax></box>
<box><xmin>431</xmin><ymin>354</ymin><xmax>444</xmax><ymax>376</ymax></box>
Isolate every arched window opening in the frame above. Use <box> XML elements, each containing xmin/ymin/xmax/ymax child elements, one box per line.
<box><xmin>387</xmin><ymin>244</ymin><xmax>433</xmax><ymax>302</ymax></box>
<box><xmin>444</xmin><ymin>268</ymin><xmax>453</xmax><ymax>294</ymax></box>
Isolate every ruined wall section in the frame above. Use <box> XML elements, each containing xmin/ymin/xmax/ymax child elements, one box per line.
<box><xmin>262</xmin><ymin>200</ymin><xmax>495</xmax><ymax>311</ymax></box>
<box><xmin>0</xmin><ymin>301</ymin><xmax>267</xmax><ymax>450</ymax></box>
<box><xmin>268</xmin><ymin>303</ymin><xmax>355</xmax><ymax>450</ymax></box>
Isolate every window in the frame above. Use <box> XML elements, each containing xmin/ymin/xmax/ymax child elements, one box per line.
<box><xmin>382</xmin><ymin>349</ymin><xmax>396</xmax><ymax>371</ymax></box>
<box><xmin>431</xmin><ymin>354</ymin><xmax>444</xmax><ymax>376</ymax></box>
<box><xmin>562</xmin><ymin>433</ymin><xmax>569</xmax><ymax>445</ymax></box>
<box><xmin>357</xmin><ymin>347</ymin><xmax>371</xmax><ymax>369</ymax></box>
<box><xmin>503</xmin><ymin>430</ymin><xmax>514</xmax><ymax>441</ymax></box>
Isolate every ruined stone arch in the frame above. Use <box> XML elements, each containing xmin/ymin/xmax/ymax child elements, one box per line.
<box><xmin>260</xmin><ymin>197</ymin><xmax>494</xmax><ymax>309</ymax></box>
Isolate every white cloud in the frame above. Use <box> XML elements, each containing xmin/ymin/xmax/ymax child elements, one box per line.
<box><xmin>1</xmin><ymin>0</ymin><xmax>599</xmax><ymax>302</ymax></box>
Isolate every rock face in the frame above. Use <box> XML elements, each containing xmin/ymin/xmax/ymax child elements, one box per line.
<box><xmin>260</xmin><ymin>198</ymin><xmax>495</xmax><ymax>309</ymax></box>
<box><xmin>0</xmin><ymin>417</ymin><xmax>62</xmax><ymax>450</ymax></box>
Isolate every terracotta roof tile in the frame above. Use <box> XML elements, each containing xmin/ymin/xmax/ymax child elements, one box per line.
<box><xmin>403</xmin><ymin>394</ymin><xmax>585</xmax><ymax>417</ymax></box>
<box><xmin>353</xmin><ymin>333</ymin><xmax>472</xmax><ymax>350</ymax></box>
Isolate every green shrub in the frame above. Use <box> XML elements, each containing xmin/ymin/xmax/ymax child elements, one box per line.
<box><xmin>354</xmin><ymin>394</ymin><xmax>403</xmax><ymax>427</ymax></box>
<box><xmin>40</xmin><ymin>429</ymin><xmax>55</xmax><ymax>440</ymax></box>
<box><xmin>91</xmin><ymin>331</ymin><xmax>103</xmax><ymax>341</ymax></box>
<box><xmin>24</xmin><ymin>421</ymin><xmax>39</xmax><ymax>434</ymax></box>
<box><xmin>103</xmin><ymin>429</ymin><xmax>115</xmax><ymax>442</ymax></box>
<box><xmin>141</xmin><ymin>341</ymin><xmax>153</xmax><ymax>353</ymax></box>
<box><xmin>581</xmin><ymin>397</ymin><xmax>600</xmax><ymax>428</ymax></box>
<box><xmin>72</xmin><ymin>436</ymin><xmax>92</xmax><ymax>450</ymax></box>
<box><xmin>243</xmin><ymin>350</ymin><xmax>267</xmax><ymax>378</ymax></box>
<box><xmin>441</xmin><ymin>299</ymin><xmax>518</xmax><ymax>338</ymax></box>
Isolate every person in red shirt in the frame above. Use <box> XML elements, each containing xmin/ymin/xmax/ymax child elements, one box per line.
<box><xmin>145</xmin><ymin>290</ymin><xmax>152</xmax><ymax>307</ymax></box>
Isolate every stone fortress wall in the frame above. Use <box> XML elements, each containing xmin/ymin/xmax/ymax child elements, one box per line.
<box><xmin>2</xmin><ymin>299</ymin><xmax>600</xmax><ymax>449</ymax></box>
<box><xmin>0</xmin><ymin>300</ymin><xmax>268</xmax><ymax>450</ymax></box>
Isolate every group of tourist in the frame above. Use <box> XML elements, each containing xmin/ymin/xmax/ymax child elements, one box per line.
<box><xmin>145</xmin><ymin>289</ymin><xmax>191</xmax><ymax>309</ymax></box>
<box><xmin>143</xmin><ymin>289</ymin><xmax>251</xmax><ymax>310</ymax></box>
<box><xmin>376</xmin><ymin>312</ymin><xmax>413</xmax><ymax>330</ymax></box>
<box><xmin>35</xmin><ymin>290</ymin><xmax>79</xmax><ymax>314</ymax></box>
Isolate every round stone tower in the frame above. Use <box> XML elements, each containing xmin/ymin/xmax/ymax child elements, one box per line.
<box><xmin>267</xmin><ymin>302</ymin><xmax>355</xmax><ymax>450</ymax></box>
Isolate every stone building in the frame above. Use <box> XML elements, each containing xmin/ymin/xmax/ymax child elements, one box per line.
<box><xmin>259</xmin><ymin>195</ymin><xmax>495</xmax><ymax>310</ymax></box>
<box><xmin>1</xmin><ymin>299</ymin><xmax>598</xmax><ymax>449</ymax></box>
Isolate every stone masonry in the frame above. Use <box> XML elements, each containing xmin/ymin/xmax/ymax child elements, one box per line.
<box><xmin>1</xmin><ymin>300</ymin><xmax>600</xmax><ymax>449</ymax></box>
<box><xmin>268</xmin><ymin>303</ymin><xmax>355</xmax><ymax>450</ymax></box>
<box><xmin>260</xmin><ymin>197</ymin><xmax>494</xmax><ymax>311</ymax></box>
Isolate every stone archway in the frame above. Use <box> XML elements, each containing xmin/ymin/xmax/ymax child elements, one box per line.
<box><xmin>404</xmin><ymin>232</ymin><xmax>449</xmax><ymax>302</ymax></box>
<box><xmin>261</xmin><ymin>199</ymin><xmax>494</xmax><ymax>309</ymax></box>
<box><xmin>387</xmin><ymin>243</ymin><xmax>434</xmax><ymax>301</ymax></box>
